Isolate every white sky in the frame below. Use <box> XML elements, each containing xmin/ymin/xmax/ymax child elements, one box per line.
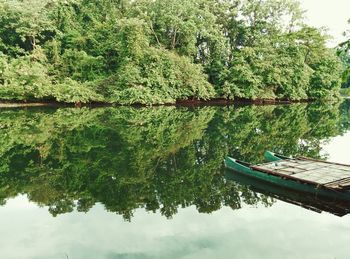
<box><xmin>300</xmin><ymin>0</ymin><xmax>349</xmax><ymax>47</ymax></box>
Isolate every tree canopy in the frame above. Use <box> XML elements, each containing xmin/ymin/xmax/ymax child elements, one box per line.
<box><xmin>0</xmin><ymin>0</ymin><xmax>343</xmax><ymax>104</ymax></box>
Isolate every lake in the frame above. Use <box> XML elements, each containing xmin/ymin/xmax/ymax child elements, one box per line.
<box><xmin>0</xmin><ymin>100</ymin><xmax>349</xmax><ymax>259</ymax></box>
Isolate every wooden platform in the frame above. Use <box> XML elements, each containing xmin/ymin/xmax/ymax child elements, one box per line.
<box><xmin>251</xmin><ymin>157</ymin><xmax>350</xmax><ymax>190</ymax></box>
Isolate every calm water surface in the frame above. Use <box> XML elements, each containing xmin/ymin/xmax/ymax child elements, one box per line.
<box><xmin>0</xmin><ymin>100</ymin><xmax>349</xmax><ymax>259</ymax></box>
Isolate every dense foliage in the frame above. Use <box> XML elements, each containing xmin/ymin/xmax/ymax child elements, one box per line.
<box><xmin>0</xmin><ymin>0</ymin><xmax>343</xmax><ymax>104</ymax></box>
<box><xmin>0</xmin><ymin>100</ymin><xmax>348</xmax><ymax>219</ymax></box>
<box><xmin>337</xmin><ymin>19</ymin><xmax>350</xmax><ymax>89</ymax></box>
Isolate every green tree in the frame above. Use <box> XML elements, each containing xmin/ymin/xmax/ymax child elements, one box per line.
<box><xmin>0</xmin><ymin>0</ymin><xmax>344</xmax><ymax>103</ymax></box>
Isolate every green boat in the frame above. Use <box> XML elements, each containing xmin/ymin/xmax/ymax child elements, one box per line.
<box><xmin>264</xmin><ymin>150</ymin><xmax>289</xmax><ymax>162</ymax></box>
<box><xmin>225</xmin><ymin>151</ymin><xmax>350</xmax><ymax>201</ymax></box>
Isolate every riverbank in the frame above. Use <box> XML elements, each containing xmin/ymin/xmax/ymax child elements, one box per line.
<box><xmin>0</xmin><ymin>97</ymin><xmax>315</xmax><ymax>108</ymax></box>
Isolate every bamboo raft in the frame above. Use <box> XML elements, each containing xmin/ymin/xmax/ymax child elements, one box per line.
<box><xmin>225</xmin><ymin>151</ymin><xmax>350</xmax><ymax>201</ymax></box>
<box><xmin>259</xmin><ymin>152</ymin><xmax>350</xmax><ymax>190</ymax></box>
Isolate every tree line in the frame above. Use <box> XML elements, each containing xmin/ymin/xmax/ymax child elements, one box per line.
<box><xmin>0</xmin><ymin>0</ymin><xmax>346</xmax><ymax>104</ymax></box>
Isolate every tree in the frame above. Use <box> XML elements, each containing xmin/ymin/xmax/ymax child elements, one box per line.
<box><xmin>337</xmin><ymin>19</ymin><xmax>350</xmax><ymax>88</ymax></box>
<box><xmin>0</xmin><ymin>0</ymin><xmax>344</xmax><ymax>103</ymax></box>
<box><xmin>0</xmin><ymin>0</ymin><xmax>56</xmax><ymax>54</ymax></box>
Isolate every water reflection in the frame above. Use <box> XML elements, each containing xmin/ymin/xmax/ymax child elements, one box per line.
<box><xmin>225</xmin><ymin>169</ymin><xmax>350</xmax><ymax>217</ymax></box>
<box><xmin>0</xmin><ymin>100</ymin><xmax>349</xmax><ymax>219</ymax></box>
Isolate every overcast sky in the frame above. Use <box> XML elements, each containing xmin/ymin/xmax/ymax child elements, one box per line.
<box><xmin>300</xmin><ymin>0</ymin><xmax>349</xmax><ymax>46</ymax></box>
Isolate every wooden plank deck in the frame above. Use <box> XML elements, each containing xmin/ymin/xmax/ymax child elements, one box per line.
<box><xmin>252</xmin><ymin>158</ymin><xmax>350</xmax><ymax>190</ymax></box>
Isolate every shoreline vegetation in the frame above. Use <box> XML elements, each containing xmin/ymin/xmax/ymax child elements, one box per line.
<box><xmin>0</xmin><ymin>0</ymin><xmax>349</xmax><ymax>105</ymax></box>
<box><xmin>0</xmin><ymin>99</ymin><xmax>345</xmax><ymax>109</ymax></box>
<box><xmin>0</xmin><ymin>97</ymin><xmax>338</xmax><ymax>108</ymax></box>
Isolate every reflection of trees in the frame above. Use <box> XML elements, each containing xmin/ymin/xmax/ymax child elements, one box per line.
<box><xmin>340</xmin><ymin>99</ymin><xmax>350</xmax><ymax>130</ymax></box>
<box><xmin>213</xmin><ymin>102</ymin><xmax>344</xmax><ymax>163</ymax></box>
<box><xmin>0</xmin><ymin>101</ymin><xmax>348</xmax><ymax>220</ymax></box>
